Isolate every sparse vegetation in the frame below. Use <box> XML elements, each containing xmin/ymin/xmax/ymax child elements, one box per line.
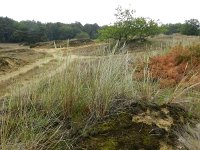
<box><xmin>1</xmin><ymin>35</ymin><xmax>200</xmax><ymax>149</ymax></box>
<box><xmin>0</xmin><ymin>52</ymin><xmax>136</xmax><ymax>149</ymax></box>
<box><xmin>1</xmin><ymin>4</ymin><xmax>200</xmax><ymax>149</ymax></box>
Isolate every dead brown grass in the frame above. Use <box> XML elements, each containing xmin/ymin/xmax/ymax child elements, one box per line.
<box><xmin>134</xmin><ymin>44</ymin><xmax>200</xmax><ymax>88</ymax></box>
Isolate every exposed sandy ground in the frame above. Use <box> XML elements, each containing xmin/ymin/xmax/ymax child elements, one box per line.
<box><xmin>0</xmin><ymin>43</ymin><xmax>108</xmax><ymax>98</ymax></box>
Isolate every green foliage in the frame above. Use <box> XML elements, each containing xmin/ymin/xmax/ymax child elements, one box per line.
<box><xmin>75</xmin><ymin>32</ymin><xmax>90</xmax><ymax>39</ymax></box>
<box><xmin>0</xmin><ymin>17</ymin><xmax>17</xmax><ymax>42</ymax></box>
<box><xmin>160</xmin><ymin>19</ymin><xmax>200</xmax><ymax>36</ymax></box>
<box><xmin>83</xmin><ymin>23</ymin><xmax>100</xmax><ymax>39</ymax></box>
<box><xmin>0</xmin><ymin>17</ymin><xmax>100</xmax><ymax>43</ymax></box>
<box><xmin>132</xmin><ymin>17</ymin><xmax>160</xmax><ymax>40</ymax></box>
<box><xmin>12</xmin><ymin>20</ymin><xmax>48</xmax><ymax>43</ymax></box>
<box><xmin>181</xmin><ymin>19</ymin><xmax>200</xmax><ymax>36</ymax></box>
<box><xmin>99</xmin><ymin>6</ymin><xmax>160</xmax><ymax>41</ymax></box>
<box><xmin>161</xmin><ymin>23</ymin><xmax>183</xmax><ymax>35</ymax></box>
<box><xmin>99</xmin><ymin>25</ymin><xmax>124</xmax><ymax>40</ymax></box>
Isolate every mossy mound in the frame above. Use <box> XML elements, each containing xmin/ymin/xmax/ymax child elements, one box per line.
<box><xmin>75</xmin><ymin>101</ymin><xmax>190</xmax><ymax>150</ymax></box>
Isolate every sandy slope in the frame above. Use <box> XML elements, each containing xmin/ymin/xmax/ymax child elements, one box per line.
<box><xmin>0</xmin><ymin>44</ymin><xmax>107</xmax><ymax>98</ymax></box>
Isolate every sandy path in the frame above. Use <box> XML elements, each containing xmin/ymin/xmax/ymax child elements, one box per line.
<box><xmin>0</xmin><ymin>44</ymin><xmax>109</xmax><ymax>99</ymax></box>
<box><xmin>0</xmin><ymin>57</ymin><xmax>54</xmax><ymax>83</ymax></box>
<box><xmin>0</xmin><ymin>44</ymin><xmax>107</xmax><ymax>98</ymax></box>
<box><xmin>0</xmin><ymin>44</ymin><xmax>113</xmax><ymax>84</ymax></box>
<box><xmin>0</xmin><ymin>48</ymin><xmax>64</xmax><ymax>97</ymax></box>
<box><xmin>0</xmin><ymin>47</ymin><xmax>65</xmax><ymax>82</ymax></box>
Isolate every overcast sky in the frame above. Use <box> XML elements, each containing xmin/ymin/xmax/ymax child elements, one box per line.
<box><xmin>0</xmin><ymin>0</ymin><xmax>199</xmax><ymax>25</ymax></box>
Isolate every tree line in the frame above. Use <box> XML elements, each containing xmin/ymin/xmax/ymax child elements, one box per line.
<box><xmin>1</xmin><ymin>10</ymin><xmax>200</xmax><ymax>44</ymax></box>
<box><xmin>0</xmin><ymin>17</ymin><xmax>100</xmax><ymax>43</ymax></box>
<box><xmin>161</xmin><ymin>19</ymin><xmax>200</xmax><ymax>36</ymax></box>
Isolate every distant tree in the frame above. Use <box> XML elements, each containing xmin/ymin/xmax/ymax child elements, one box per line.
<box><xmin>71</xmin><ymin>22</ymin><xmax>83</xmax><ymax>31</ymax></box>
<box><xmin>131</xmin><ymin>17</ymin><xmax>160</xmax><ymax>40</ymax></box>
<box><xmin>181</xmin><ymin>19</ymin><xmax>200</xmax><ymax>36</ymax></box>
<box><xmin>0</xmin><ymin>17</ymin><xmax>16</xmax><ymax>42</ymax></box>
<box><xmin>161</xmin><ymin>23</ymin><xmax>183</xmax><ymax>35</ymax></box>
<box><xmin>83</xmin><ymin>23</ymin><xmax>100</xmax><ymax>39</ymax></box>
<box><xmin>45</xmin><ymin>22</ymin><xmax>81</xmax><ymax>41</ymax></box>
<box><xmin>99</xmin><ymin>6</ymin><xmax>135</xmax><ymax>41</ymax></box>
<box><xmin>114</xmin><ymin>6</ymin><xmax>135</xmax><ymax>40</ymax></box>
<box><xmin>75</xmin><ymin>32</ymin><xmax>90</xmax><ymax>39</ymax></box>
<box><xmin>99</xmin><ymin>25</ymin><xmax>124</xmax><ymax>40</ymax></box>
<box><xmin>0</xmin><ymin>17</ymin><xmax>100</xmax><ymax>43</ymax></box>
<box><xmin>71</xmin><ymin>22</ymin><xmax>83</xmax><ymax>36</ymax></box>
<box><xmin>12</xmin><ymin>20</ymin><xmax>47</xmax><ymax>43</ymax></box>
<box><xmin>99</xmin><ymin>6</ymin><xmax>160</xmax><ymax>41</ymax></box>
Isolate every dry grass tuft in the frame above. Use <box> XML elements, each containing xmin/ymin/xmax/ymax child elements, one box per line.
<box><xmin>178</xmin><ymin>124</ymin><xmax>200</xmax><ymax>150</ymax></box>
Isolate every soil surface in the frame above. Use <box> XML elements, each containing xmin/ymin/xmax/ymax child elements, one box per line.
<box><xmin>76</xmin><ymin>100</ymin><xmax>191</xmax><ymax>150</ymax></box>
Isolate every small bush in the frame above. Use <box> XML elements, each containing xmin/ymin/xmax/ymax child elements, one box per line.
<box><xmin>149</xmin><ymin>45</ymin><xmax>188</xmax><ymax>87</ymax></box>
<box><xmin>135</xmin><ymin>44</ymin><xmax>200</xmax><ymax>88</ymax></box>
